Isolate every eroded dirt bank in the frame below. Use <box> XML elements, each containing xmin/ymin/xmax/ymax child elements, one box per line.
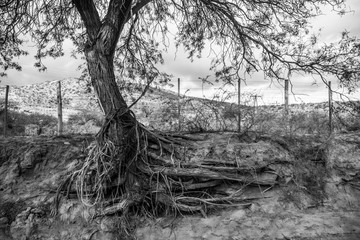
<box><xmin>0</xmin><ymin>132</ymin><xmax>360</xmax><ymax>239</ymax></box>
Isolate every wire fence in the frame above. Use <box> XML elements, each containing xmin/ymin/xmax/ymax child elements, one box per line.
<box><xmin>1</xmin><ymin>79</ymin><xmax>359</xmax><ymax>137</ymax></box>
<box><xmin>0</xmin><ymin>81</ymin><xmax>101</xmax><ymax>136</ymax></box>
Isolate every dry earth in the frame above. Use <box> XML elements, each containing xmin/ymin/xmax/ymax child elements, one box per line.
<box><xmin>0</xmin><ymin>131</ymin><xmax>360</xmax><ymax>240</ymax></box>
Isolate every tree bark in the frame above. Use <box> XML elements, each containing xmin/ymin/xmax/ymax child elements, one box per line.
<box><xmin>73</xmin><ymin>0</ymin><xmax>133</xmax><ymax>114</ymax></box>
<box><xmin>73</xmin><ymin>1</ymin><xmax>141</xmax><ymax>196</ymax></box>
<box><xmin>73</xmin><ymin>0</ymin><xmax>135</xmax><ymax>141</ymax></box>
<box><xmin>57</xmin><ymin>81</ymin><xmax>63</xmax><ymax>135</ymax></box>
<box><xmin>85</xmin><ymin>45</ymin><xmax>138</xmax><ymax>145</ymax></box>
<box><xmin>85</xmin><ymin>47</ymin><xmax>127</xmax><ymax>115</ymax></box>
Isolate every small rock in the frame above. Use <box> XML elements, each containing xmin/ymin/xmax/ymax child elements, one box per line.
<box><xmin>249</xmin><ymin>203</ymin><xmax>261</xmax><ymax>212</ymax></box>
<box><xmin>60</xmin><ymin>230</ymin><xmax>69</xmax><ymax>238</ymax></box>
<box><xmin>24</xmin><ymin>124</ymin><xmax>41</xmax><ymax>136</ymax></box>
<box><xmin>78</xmin><ymin>120</ymin><xmax>101</xmax><ymax>134</ymax></box>
<box><xmin>90</xmin><ymin>231</ymin><xmax>115</xmax><ymax>240</ymax></box>
<box><xmin>0</xmin><ymin>217</ymin><xmax>8</xmax><ymax>225</ymax></box>
<box><xmin>229</xmin><ymin>209</ymin><xmax>246</xmax><ymax>220</ymax></box>
<box><xmin>100</xmin><ymin>217</ymin><xmax>118</xmax><ymax>232</ymax></box>
<box><xmin>4</xmin><ymin>164</ymin><xmax>20</xmax><ymax>185</ymax></box>
<box><xmin>20</xmin><ymin>151</ymin><xmax>36</xmax><ymax>169</ymax></box>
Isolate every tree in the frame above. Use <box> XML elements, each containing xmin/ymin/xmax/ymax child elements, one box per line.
<box><xmin>1</xmin><ymin>0</ymin><xmax>360</xmax><ymax>230</ymax></box>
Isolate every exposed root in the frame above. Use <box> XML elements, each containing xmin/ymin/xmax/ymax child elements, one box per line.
<box><xmin>54</xmin><ymin>110</ymin><xmax>279</xmax><ymax>235</ymax></box>
<box><xmin>74</xmin><ymin>139</ymin><xmax>118</xmax><ymax>207</ymax></box>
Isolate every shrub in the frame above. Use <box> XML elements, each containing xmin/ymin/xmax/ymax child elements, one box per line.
<box><xmin>11</xmin><ymin>112</ymin><xmax>57</xmax><ymax>126</ymax></box>
<box><xmin>346</xmin><ymin>119</ymin><xmax>360</xmax><ymax>132</ymax></box>
<box><xmin>1</xmin><ymin>111</ymin><xmax>58</xmax><ymax>136</ymax></box>
<box><xmin>289</xmin><ymin>111</ymin><xmax>328</xmax><ymax>135</ymax></box>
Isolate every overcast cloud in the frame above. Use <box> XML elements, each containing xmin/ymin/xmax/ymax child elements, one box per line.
<box><xmin>1</xmin><ymin>0</ymin><xmax>359</xmax><ymax>104</ymax></box>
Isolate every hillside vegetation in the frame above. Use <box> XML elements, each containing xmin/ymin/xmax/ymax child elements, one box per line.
<box><xmin>1</xmin><ymin>78</ymin><xmax>360</xmax><ymax>136</ymax></box>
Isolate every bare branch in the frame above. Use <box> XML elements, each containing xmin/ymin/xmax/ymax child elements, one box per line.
<box><xmin>72</xmin><ymin>0</ymin><xmax>101</xmax><ymax>42</ymax></box>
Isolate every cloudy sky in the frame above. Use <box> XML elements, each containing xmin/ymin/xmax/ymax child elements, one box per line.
<box><xmin>1</xmin><ymin>0</ymin><xmax>359</xmax><ymax>105</ymax></box>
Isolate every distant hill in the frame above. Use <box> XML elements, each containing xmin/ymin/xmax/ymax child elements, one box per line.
<box><xmin>1</xmin><ymin>78</ymin><xmax>359</xmax><ymax>134</ymax></box>
<box><xmin>0</xmin><ymin>78</ymin><xmax>177</xmax><ymax>120</ymax></box>
<box><xmin>0</xmin><ymin>78</ymin><xmax>235</xmax><ymax>131</ymax></box>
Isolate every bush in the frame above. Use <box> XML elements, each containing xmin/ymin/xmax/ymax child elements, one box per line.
<box><xmin>346</xmin><ymin>119</ymin><xmax>360</xmax><ymax>132</ymax></box>
<box><xmin>241</xmin><ymin>108</ymin><xmax>329</xmax><ymax>136</ymax></box>
<box><xmin>289</xmin><ymin>111</ymin><xmax>328</xmax><ymax>135</ymax></box>
<box><xmin>11</xmin><ymin>112</ymin><xmax>57</xmax><ymax>126</ymax></box>
<box><xmin>1</xmin><ymin>111</ymin><xmax>58</xmax><ymax>136</ymax></box>
<box><xmin>248</xmin><ymin>109</ymin><xmax>279</xmax><ymax>134</ymax></box>
<box><xmin>343</xmin><ymin>102</ymin><xmax>360</xmax><ymax>132</ymax></box>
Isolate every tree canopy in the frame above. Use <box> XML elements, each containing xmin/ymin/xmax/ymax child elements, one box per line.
<box><xmin>1</xmin><ymin>0</ymin><xmax>359</xmax><ymax>90</ymax></box>
<box><xmin>2</xmin><ymin>2</ymin><xmax>360</xmax><ymax>235</ymax></box>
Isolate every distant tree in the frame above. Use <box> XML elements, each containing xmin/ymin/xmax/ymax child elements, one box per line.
<box><xmin>1</xmin><ymin>0</ymin><xmax>360</xmax><ymax>225</ymax></box>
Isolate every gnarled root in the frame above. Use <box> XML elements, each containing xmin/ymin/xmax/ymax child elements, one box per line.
<box><xmin>55</xmin><ymin>110</ymin><xmax>278</xmax><ymax>220</ymax></box>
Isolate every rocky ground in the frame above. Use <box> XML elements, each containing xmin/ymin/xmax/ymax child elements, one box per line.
<box><xmin>0</xmin><ymin>131</ymin><xmax>360</xmax><ymax>240</ymax></box>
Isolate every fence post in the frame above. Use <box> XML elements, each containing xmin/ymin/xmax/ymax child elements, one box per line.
<box><xmin>328</xmin><ymin>81</ymin><xmax>333</xmax><ymax>135</ymax></box>
<box><xmin>57</xmin><ymin>81</ymin><xmax>63</xmax><ymax>135</ymax></box>
<box><xmin>237</xmin><ymin>78</ymin><xmax>241</xmax><ymax>133</ymax></box>
<box><xmin>177</xmin><ymin>78</ymin><xmax>181</xmax><ymax>132</ymax></box>
<box><xmin>284</xmin><ymin>80</ymin><xmax>289</xmax><ymax>116</ymax></box>
<box><xmin>3</xmin><ymin>85</ymin><xmax>9</xmax><ymax>137</ymax></box>
<box><xmin>284</xmin><ymin>80</ymin><xmax>290</xmax><ymax>133</ymax></box>
<box><xmin>252</xmin><ymin>94</ymin><xmax>260</xmax><ymax>115</ymax></box>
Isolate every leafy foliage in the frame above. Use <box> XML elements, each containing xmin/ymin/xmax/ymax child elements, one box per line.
<box><xmin>1</xmin><ymin>0</ymin><xmax>359</xmax><ymax>89</ymax></box>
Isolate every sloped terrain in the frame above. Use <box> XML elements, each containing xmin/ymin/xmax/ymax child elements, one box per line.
<box><xmin>0</xmin><ymin>131</ymin><xmax>360</xmax><ymax>239</ymax></box>
<box><xmin>1</xmin><ymin>78</ymin><xmax>238</xmax><ymax>132</ymax></box>
<box><xmin>1</xmin><ymin>78</ymin><xmax>359</xmax><ymax>136</ymax></box>
<box><xmin>2</xmin><ymin>78</ymin><xmax>360</xmax><ymax>138</ymax></box>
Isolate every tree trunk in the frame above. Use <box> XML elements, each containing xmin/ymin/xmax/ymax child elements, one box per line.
<box><xmin>82</xmin><ymin>44</ymin><xmax>144</xmax><ymax>207</ymax></box>
<box><xmin>73</xmin><ymin>0</ymin><xmax>133</xmax><ymax>120</ymax></box>
<box><xmin>85</xmin><ymin>41</ymin><xmax>140</xmax><ymax>159</ymax></box>
<box><xmin>77</xmin><ymin>0</ymin><xmax>135</xmax><ymax>143</ymax></box>
<box><xmin>85</xmin><ymin>45</ymin><xmax>135</xmax><ymax>136</ymax></box>
<box><xmin>68</xmin><ymin>0</ymin><xmax>147</xmax><ymax>209</ymax></box>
